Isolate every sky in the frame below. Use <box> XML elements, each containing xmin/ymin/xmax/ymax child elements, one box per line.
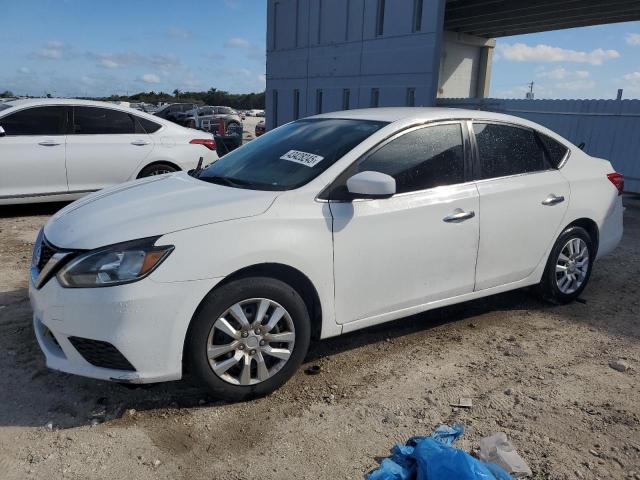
<box><xmin>490</xmin><ymin>21</ymin><xmax>640</xmax><ymax>100</ymax></box>
<box><xmin>0</xmin><ymin>1</ymin><xmax>639</xmax><ymax>100</ymax></box>
<box><xmin>0</xmin><ymin>0</ymin><xmax>267</xmax><ymax>97</ymax></box>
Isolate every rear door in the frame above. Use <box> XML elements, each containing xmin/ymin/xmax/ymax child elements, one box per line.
<box><xmin>472</xmin><ymin>122</ymin><xmax>570</xmax><ymax>290</ymax></box>
<box><xmin>65</xmin><ymin>106</ymin><xmax>154</xmax><ymax>191</ymax></box>
<box><xmin>0</xmin><ymin>106</ymin><xmax>69</xmax><ymax>199</ymax></box>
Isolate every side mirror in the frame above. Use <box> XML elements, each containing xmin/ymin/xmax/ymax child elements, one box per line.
<box><xmin>0</xmin><ymin>126</ymin><xmax>5</xmax><ymax>137</ymax></box>
<box><xmin>346</xmin><ymin>171</ymin><xmax>396</xmax><ymax>199</ymax></box>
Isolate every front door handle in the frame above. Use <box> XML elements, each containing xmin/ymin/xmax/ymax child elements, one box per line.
<box><xmin>542</xmin><ymin>194</ymin><xmax>565</xmax><ymax>206</ymax></box>
<box><xmin>38</xmin><ymin>140</ymin><xmax>60</xmax><ymax>146</ymax></box>
<box><xmin>131</xmin><ymin>139</ymin><xmax>151</xmax><ymax>146</ymax></box>
<box><xmin>443</xmin><ymin>209</ymin><xmax>476</xmax><ymax>223</ymax></box>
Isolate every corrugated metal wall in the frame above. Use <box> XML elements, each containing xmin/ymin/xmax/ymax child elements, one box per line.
<box><xmin>437</xmin><ymin>98</ymin><xmax>640</xmax><ymax>193</ymax></box>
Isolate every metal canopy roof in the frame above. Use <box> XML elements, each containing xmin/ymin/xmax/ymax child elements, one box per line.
<box><xmin>444</xmin><ymin>0</ymin><xmax>640</xmax><ymax>38</ymax></box>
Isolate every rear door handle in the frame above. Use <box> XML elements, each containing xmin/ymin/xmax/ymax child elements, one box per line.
<box><xmin>542</xmin><ymin>194</ymin><xmax>565</xmax><ymax>206</ymax></box>
<box><xmin>131</xmin><ymin>139</ymin><xmax>151</xmax><ymax>146</ymax></box>
<box><xmin>38</xmin><ymin>140</ymin><xmax>60</xmax><ymax>146</ymax></box>
<box><xmin>443</xmin><ymin>209</ymin><xmax>475</xmax><ymax>223</ymax></box>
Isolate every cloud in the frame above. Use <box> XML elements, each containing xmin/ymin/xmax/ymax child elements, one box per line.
<box><xmin>556</xmin><ymin>80</ymin><xmax>596</xmax><ymax>91</ymax></box>
<box><xmin>81</xmin><ymin>76</ymin><xmax>97</xmax><ymax>86</ymax></box>
<box><xmin>224</xmin><ymin>0</ymin><xmax>240</xmax><ymax>9</ymax></box>
<box><xmin>225</xmin><ymin>37</ymin><xmax>251</xmax><ymax>48</ymax></box>
<box><xmin>535</xmin><ymin>68</ymin><xmax>595</xmax><ymax>93</ymax></box>
<box><xmin>149</xmin><ymin>54</ymin><xmax>181</xmax><ymax>70</ymax></box>
<box><xmin>100</xmin><ymin>59</ymin><xmax>119</xmax><ymax>69</ymax></box>
<box><xmin>141</xmin><ymin>73</ymin><xmax>161</xmax><ymax>84</ymax></box>
<box><xmin>496</xmin><ymin>43</ymin><xmax>620</xmax><ymax>65</ymax></box>
<box><xmin>167</xmin><ymin>27</ymin><xmax>192</xmax><ymax>39</ymax></box>
<box><xmin>89</xmin><ymin>52</ymin><xmax>181</xmax><ymax>71</ymax></box>
<box><xmin>537</xmin><ymin>68</ymin><xmax>590</xmax><ymax>80</ymax></box>
<box><xmin>18</xmin><ymin>67</ymin><xmax>31</xmax><ymax>74</ymax></box>
<box><xmin>626</xmin><ymin>33</ymin><xmax>640</xmax><ymax>46</ymax></box>
<box><xmin>34</xmin><ymin>41</ymin><xmax>66</xmax><ymax>60</ymax></box>
<box><xmin>623</xmin><ymin>71</ymin><xmax>640</xmax><ymax>92</ymax></box>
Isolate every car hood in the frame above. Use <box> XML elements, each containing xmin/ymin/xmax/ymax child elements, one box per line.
<box><xmin>44</xmin><ymin>172</ymin><xmax>278</xmax><ymax>249</ymax></box>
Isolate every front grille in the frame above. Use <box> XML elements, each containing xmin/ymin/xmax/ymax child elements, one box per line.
<box><xmin>68</xmin><ymin>337</ymin><xmax>136</xmax><ymax>371</ymax></box>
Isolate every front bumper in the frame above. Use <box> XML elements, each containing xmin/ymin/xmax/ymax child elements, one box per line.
<box><xmin>29</xmin><ymin>275</ymin><xmax>220</xmax><ymax>383</ymax></box>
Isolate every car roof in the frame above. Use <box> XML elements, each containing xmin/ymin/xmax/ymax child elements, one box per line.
<box><xmin>1</xmin><ymin>98</ymin><xmax>174</xmax><ymax>125</ymax></box>
<box><xmin>311</xmin><ymin>107</ymin><xmax>529</xmax><ymax>125</ymax></box>
<box><xmin>309</xmin><ymin>107</ymin><xmax>575</xmax><ymax>148</ymax></box>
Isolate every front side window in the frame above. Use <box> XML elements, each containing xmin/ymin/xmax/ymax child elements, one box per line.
<box><xmin>73</xmin><ymin>107</ymin><xmax>135</xmax><ymax>134</ymax></box>
<box><xmin>0</xmin><ymin>106</ymin><xmax>67</xmax><ymax>135</ymax></box>
<box><xmin>351</xmin><ymin>123</ymin><xmax>465</xmax><ymax>194</ymax></box>
<box><xmin>474</xmin><ymin>123</ymin><xmax>549</xmax><ymax>179</ymax></box>
<box><xmin>198</xmin><ymin>118</ymin><xmax>388</xmax><ymax>191</ymax></box>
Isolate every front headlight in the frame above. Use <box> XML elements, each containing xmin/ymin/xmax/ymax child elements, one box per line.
<box><xmin>57</xmin><ymin>237</ymin><xmax>174</xmax><ymax>288</ymax></box>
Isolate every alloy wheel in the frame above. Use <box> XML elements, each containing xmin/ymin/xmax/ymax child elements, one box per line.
<box><xmin>206</xmin><ymin>298</ymin><xmax>296</xmax><ymax>386</ymax></box>
<box><xmin>555</xmin><ymin>237</ymin><xmax>589</xmax><ymax>294</ymax></box>
<box><xmin>150</xmin><ymin>168</ymin><xmax>172</xmax><ymax>175</ymax></box>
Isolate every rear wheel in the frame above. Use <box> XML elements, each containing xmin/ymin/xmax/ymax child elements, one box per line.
<box><xmin>138</xmin><ymin>163</ymin><xmax>177</xmax><ymax>177</ymax></box>
<box><xmin>538</xmin><ymin>226</ymin><xmax>594</xmax><ymax>303</ymax></box>
<box><xmin>225</xmin><ymin>121</ymin><xmax>241</xmax><ymax>135</ymax></box>
<box><xmin>186</xmin><ymin>277</ymin><xmax>311</xmax><ymax>401</ymax></box>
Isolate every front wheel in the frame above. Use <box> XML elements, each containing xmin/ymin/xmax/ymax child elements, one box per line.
<box><xmin>185</xmin><ymin>277</ymin><xmax>311</xmax><ymax>401</ymax></box>
<box><xmin>538</xmin><ymin>226</ymin><xmax>594</xmax><ymax>304</ymax></box>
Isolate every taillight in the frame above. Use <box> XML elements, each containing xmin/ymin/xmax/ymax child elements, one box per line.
<box><xmin>607</xmin><ymin>172</ymin><xmax>624</xmax><ymax>196</ymax></box>
<box><xmin>190</xmin><ymin>138</ymin><xmax>216</xmax><ymax>151</ymax></box>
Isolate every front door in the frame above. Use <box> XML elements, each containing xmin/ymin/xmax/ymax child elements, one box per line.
<box><xmin>329</xmin><ymin>123</ymin><xmax>480</xmax><ymax>324</ymax></box>
<box><xmin>471</xmin><ymin>122</ymin><xmax>570</xmax><ymax>290</ymax></box>
<box><xmin>65</xmin><ymin>106</ymin><xmax>154</xmax><ymax>192</ymax></box>
<box><xmin>0</xmin><ymin>106</ymin><xmax>68</xmax><ymax>199</ymax></box>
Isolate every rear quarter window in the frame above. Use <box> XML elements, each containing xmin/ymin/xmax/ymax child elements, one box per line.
<box><xmin>538</xmin><ymin>133</ymin><xmax>569</xmax><ymax>168</ymax></box>
<box><xmin>135</xmin><ymin>116</ymin><xmax>162</xmax><ymax>134</ymax></box>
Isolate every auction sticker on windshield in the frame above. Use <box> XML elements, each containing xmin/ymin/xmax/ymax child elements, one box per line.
<box><xmin>280</xmin><ymin>150</ymin><xmax>324</xmax><ymax>167</ymax></box>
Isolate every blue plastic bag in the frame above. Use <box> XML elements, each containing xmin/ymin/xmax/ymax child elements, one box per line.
<box><xmin>368</xmin><ymin>424</ymin><xmax>512</xmax><ymax>480</ymax></box>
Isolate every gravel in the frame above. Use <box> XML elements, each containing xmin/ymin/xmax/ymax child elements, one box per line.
<box><xmin>0</xmin><ymin>196</ymin><xmax>639</xmax><ymax>479</ymax></box>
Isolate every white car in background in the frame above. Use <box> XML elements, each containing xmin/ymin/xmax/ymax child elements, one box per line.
<box><xmin>29</xmin><ymin>108</ymin><xmax>623</xmax><ymax>401</ymax></box>
<box><xmin>0</xmin><ymin>99</ymin><xmax>218</xmax><ymax>205</ymax></box>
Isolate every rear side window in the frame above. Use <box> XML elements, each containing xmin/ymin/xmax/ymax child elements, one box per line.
<box><xmin>73</xmin><ymin>107</ymin><xmax>135</xmax><ymax>134</ymax></box>
<box><xmin>473</xmin><ymin>123</ymin><xmax>549</xmax><ymax>179</ymax></box>
<box><xmin>354</xmin><ymin>123</ymin><xmax>465</xmax><ymax>194</ymax></box>
<box><xmin>135</xmin><ymin>116</ymin><xmax>162</xmax><ymax>133</ymax></box>
<box><xmin>538</xmin><ymin>133</ymin><xmax>568</xmax><ymax>168</ymax></box>
<box><xmin>0</xmin><ymin>106</ymin><xmax>67</xmax><ymax>135</ymax></box>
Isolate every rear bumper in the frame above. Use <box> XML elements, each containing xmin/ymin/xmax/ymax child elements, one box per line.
<box><xmin>29</xmin><ymin>275</ymin><xmax>220</xmax><ymax>383</ymax></box>
<box><xmin>597</xmin><ymin>197</ymin><xmax>624</xmax><ymax>259</ymax></box>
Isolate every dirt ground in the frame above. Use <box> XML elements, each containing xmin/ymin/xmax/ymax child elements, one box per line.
<box><xmin>0</xmin><ymin>194</ymin><xmax>638</xmax><ymax>480</ymax></box>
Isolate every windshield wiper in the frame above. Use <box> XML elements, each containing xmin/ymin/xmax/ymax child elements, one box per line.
<box><xmin>201</xmin><ymin>175</ymin><xmax>254</xmax><ymax>189</ymax></box>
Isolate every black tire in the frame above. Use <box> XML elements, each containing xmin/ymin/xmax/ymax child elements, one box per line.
<box><xmin>225</xmin><ymin>121</ymin><xmax>241</xmax><ymax>134</ymax></box>
<box><xmin>185</xmin><ymin>277</ymin><xmax>311</xmax><ymax>401</ymax></box>
<box><xmin>537</xmin><ymin>226</ymin><xmax>594</xmax><ymax>304</ymax></box>
<box><xmin>137</xmin><ymin>163</ymin><xmax>178</xmax><ymax>178</ymax></box>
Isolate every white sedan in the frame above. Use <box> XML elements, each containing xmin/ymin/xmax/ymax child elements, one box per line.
<box><xmin>0</xmin><ymin>99</ymin><xmax>218</xmax><ymax>204</ymax></box>
<box><xmin>29</xmin><ymin>107</ymin><xmax>623</xmax><ymax>400</ymax></box>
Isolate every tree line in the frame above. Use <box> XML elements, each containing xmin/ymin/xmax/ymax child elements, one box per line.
<box><xmin>96</xmin><ymin>88</ymin><xmax>265</xmax><ymax>109</ymax></box>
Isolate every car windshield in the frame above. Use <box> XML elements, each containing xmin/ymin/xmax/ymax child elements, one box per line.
<box><xmin>198</xmin><ymin>118</ymin><xmax>388</xmax><ymax>191</ymax></box>
<box><xmin>0</xmin><ymin>104</ymin><xmax>13</xmax><ymax>113</ymax></box>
